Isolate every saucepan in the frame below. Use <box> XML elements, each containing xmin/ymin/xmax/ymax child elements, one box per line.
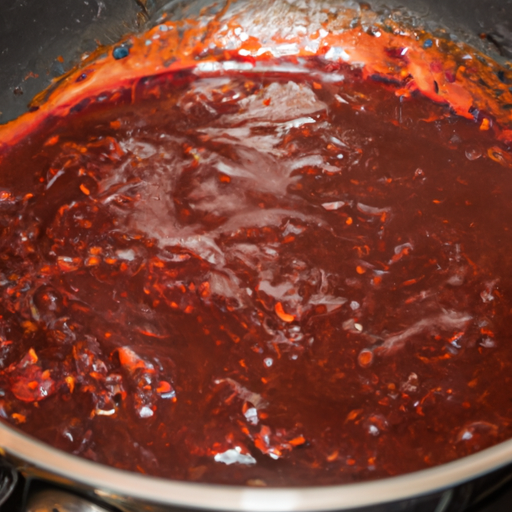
<box><xmin>0</xmin><ymin>0</ymin><xmax>512</xmax><ymax>510</ymax></box>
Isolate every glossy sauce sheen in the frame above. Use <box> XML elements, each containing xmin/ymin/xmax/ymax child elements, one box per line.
<box><xmin>1</xmin><ymin>60</ymin><xmax>512</xmax><ymax>486</ymax></box>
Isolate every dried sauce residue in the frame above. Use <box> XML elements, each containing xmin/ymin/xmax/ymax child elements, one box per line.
<box><xmin>0</xmin><ymin>0</ymin><xmax>511</xmax><ymax>486</ymax></box>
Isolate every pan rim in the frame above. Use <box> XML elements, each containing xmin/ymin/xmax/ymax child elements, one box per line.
<box><xmin>1</xmin><ymin>419</ymin><xmax>511</xmax><ymax>511</ymax></box>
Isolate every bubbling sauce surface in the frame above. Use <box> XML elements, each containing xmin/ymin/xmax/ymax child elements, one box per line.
<box><xmin>1</xmin><ymin>5</ymin><xmax>512</xmax><ymax>486</ymax></box>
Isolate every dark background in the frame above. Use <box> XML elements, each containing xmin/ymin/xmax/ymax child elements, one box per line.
<box><xmin>0</xmin><ymin>0</ymin><xmax>166</xmax><ymax>123</ymax></box>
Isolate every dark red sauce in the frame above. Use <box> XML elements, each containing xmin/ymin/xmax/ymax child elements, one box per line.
<box><xmin>1</xmin><ymin>10</ymin><xmax>512</xmax><ymax>486</ymax></box>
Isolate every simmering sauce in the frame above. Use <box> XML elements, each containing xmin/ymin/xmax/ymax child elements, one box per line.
<box><xmin>1</xmin><ymin>0</ymin><xmax>512</xmax><ymax>486</ymax></box>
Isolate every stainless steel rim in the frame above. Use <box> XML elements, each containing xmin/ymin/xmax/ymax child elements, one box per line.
<box><xmin>1</xmin><ymin>421</ymin><xmax>512</xmax><ymax>511</ymax></box>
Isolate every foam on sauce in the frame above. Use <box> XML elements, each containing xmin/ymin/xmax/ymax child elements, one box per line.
<box><xmin>0</xmin><ymin>0</ymin><xmax>512</xmax><ymax>486</ymax></box>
